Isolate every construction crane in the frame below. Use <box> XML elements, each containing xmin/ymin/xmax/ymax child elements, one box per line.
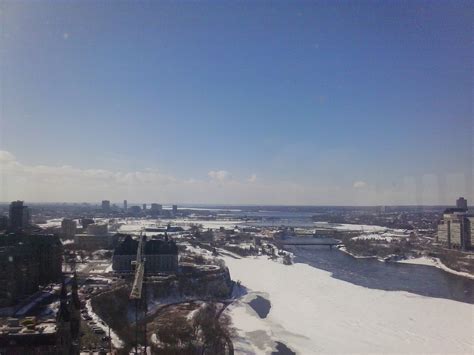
<box><xmin>130</xmin><ymin>231</ymin><xmax>147</xmax><ymax>354</ymax></box>
<box><xmin>130</xmin><ymin>232</ymin><xmax>145</xmax><ymax>299</ymax></box>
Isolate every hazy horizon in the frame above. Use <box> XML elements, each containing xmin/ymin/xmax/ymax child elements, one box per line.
<box><xmin>0</xmin><ymin>197</ymin><xmax>467</xmax><ymax>209</ymax></box>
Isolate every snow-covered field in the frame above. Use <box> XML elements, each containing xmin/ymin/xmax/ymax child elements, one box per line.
<box><xmin>314</xmin><ymin>222</ymin><xmax>409</xmax><ymax>235</ymax></box>
<box><xmin>351</xmin><ymin>233</ymin><xmax>396</xmax><ymax>242</ymax></box>
<box><xmin>116</xmin><ymin>218</ymin><xmax>241</xmax><ymax>234</ymax></box>
<box><xmin>223</xmin><ymin>255</ymin><xmax>473</xmax><ymax>355</ymax></box>
<box><xmin>350</xmin><ymin>231</ymin><xmax>409</xmax><ymax>242</ymax></box>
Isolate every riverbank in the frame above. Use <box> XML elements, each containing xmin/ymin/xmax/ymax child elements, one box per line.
<box><xmin>223</xmin><ymin>255</ymin><xmax>473</xmax><ymax>354</ymax></box>
<box><xmin>399</xmin><ymin>256</ymin><xmax>474</xmax><ymax>280</ymax></box>
<box><xmin>339</xmin><ymin>245</ymin><xmax>474</xmax><ymax>280</ymax></box>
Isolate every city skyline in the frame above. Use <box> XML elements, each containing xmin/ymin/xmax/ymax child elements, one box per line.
<box><xmin>1</xmin><ymin>1</ymin><xmax>472</xmax><ymax>205</ymax></box>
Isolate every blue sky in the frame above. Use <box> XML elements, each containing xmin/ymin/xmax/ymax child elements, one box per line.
<box><xmin>0</xmin><ymin>1</ymin><xmax>472</xmax><ymax>204</ymax></box>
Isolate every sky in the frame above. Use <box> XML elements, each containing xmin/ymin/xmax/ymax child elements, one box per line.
<box><xmin>0</xmin><ymin>0</ymin><xmax>472</xmax><ymax>205</ymax></box>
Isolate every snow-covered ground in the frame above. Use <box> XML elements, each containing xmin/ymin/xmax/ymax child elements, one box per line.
<box><xmin>351</xmin><ymin>231</ymin><xmax>410</xmax><ymax>242</ymax></box>
<box><xmin>314</xmin><ymin>222</ymin><xmax>409</xmax><ymax>235</ymax></box>
<box><xmin>116</xmin><ymin>218</ymin><xmax>242</xmax><ymax>234</ymax></box>
<box><xmin>223</xmin><ymin>255</ymin><xmax>473</xmax><ymax>355</ymax></box>
<box><xmin>351</xmin><ymin>233</ymin><xmax>395</xmax><ymax>242</ymax></box>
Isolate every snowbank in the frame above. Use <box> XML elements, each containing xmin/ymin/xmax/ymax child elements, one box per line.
<box><xmin>224</xmin><ymin>255</ymin><xmax>473</xmax><ymax>354</ymax></box>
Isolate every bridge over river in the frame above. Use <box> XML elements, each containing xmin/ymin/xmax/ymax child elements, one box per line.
<box><xmin>278</xmin><ymin>238</ymin><xmax>342</xmax><ymax>249</ymax></box>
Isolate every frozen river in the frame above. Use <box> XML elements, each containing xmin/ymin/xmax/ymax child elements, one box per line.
<box><xmin>291</xmin><ymin>245</ymin><xmax>473</xmax><ymax>304</ymax></box>
<box><xmin>223</xmin><ymin>249</ymin><xmax>473</xmax><ymax>354</ymax></box>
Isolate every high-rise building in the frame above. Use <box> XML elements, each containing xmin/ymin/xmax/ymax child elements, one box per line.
<box><xmin>437</xmin><ymin>199</ymin><xmax>471</xmax><ymax>250</ymax></box>
<box><xmin>129</xmin><ymin>206</ymin><xmax>141</xmax><ymax>215</ymax></box>
<box><xmin>0</xmin><ymin>216</ymin><xmax>8</xmax><ymax>231</ymax></box>
<box><xmin>456</xmin><ymin>197</ymin><xmax>468</xmax><ymax>211</ymax></box>
<box><xmin>151</xmin><ymin>203</ymin><xmax>163</xmax><ymax>214</ymax></box>
<box><xmin>8</xmin><ymin>201</ymin><xmax>30</xmax><ymax>231</ymax></box>
<box><xmin>172</xmin><ymin>204</ymin><xmax>178</xmax><ymax>215</ymax></box>
<box><xmin>61</xmin><ymin>218</ymin><xmax>77</xmax><ymax>239</ymax></box>
<box><xmin>142</xmin><ymin>203</ymin><xmax>147</xmax><ymax>211</ymax></box>
<box><xmin>0</xmin><ymin>233</ymin><xmax>63</xmax><ymax>307</ymax></box>
<box><xmin>123</xmin><ymin>199</ymin><xmax>128</xmax><ymax>211</ymax></box>
<box><xmin>112</xmin><ymin>235</ymin><xmax>178</xmax><ymax>273</ymax></box>
<box><xmin>101</xmin><ymin>200</ymin><xmax>110</xmax><ymax>211</ymax></box>
<box><xmin>80</xmin><ymin>218</ymin><xmax>94</xmax><ymax>230</ymax></box>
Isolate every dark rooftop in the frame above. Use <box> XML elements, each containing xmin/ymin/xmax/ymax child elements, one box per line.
<box><xmin>113</xmin><ymin>235</ymin><xmax>178</xmax><ymax>255</ymax></box>
<box><xmin>144</xmin><ymin>239</ymin><xmax>178</xmax><ymax>255</ymax></box>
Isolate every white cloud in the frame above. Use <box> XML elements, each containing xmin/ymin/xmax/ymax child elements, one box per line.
<box><xmin>208</xmin><ymin>170</ymin><xmax>231</xmax><ymax>182</ymax></box>
<box><xmin>247</xmin><ymin>174</ymin><xmax>257</xmax><ymax>183</ymax></box>
<box><xmin>0</xmin><ymin>150</ymin><xmax>15</xmax><ymax>162</ymax></box>
<box><xmin>0</xmin><ymin>150</ymin><xmax>471</xmax><ymax>205</ymax></box>
<box><xmin>353</xmin><ymin>181</ymin><xmax>367</xmax><ymax>189</ymax></box>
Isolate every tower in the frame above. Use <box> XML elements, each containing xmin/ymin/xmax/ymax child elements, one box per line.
<box><xmin>101</xmin><ymin>200</ymin><xmax>111</xmax><ymax>211</ymax></box>
<box><xmin>456</xmin><ymin>197</ymin><xmax>468</xmax><ymax>211</ymax></box>
<box><xmin>9</xmin><ymin>200</ymin><xmax>30</xmax><ymax>230</ymax></box>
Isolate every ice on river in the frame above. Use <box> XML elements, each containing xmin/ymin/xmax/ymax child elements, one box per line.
<box><xmin>223</xmin><ymin>255</ymin><xmax>473</xmax><ymax>354</ymax></box>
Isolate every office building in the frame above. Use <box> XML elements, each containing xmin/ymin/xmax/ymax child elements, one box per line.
<box><xmin>456</xmin><ymin>197</ymin><xmax>468</xmax><ymax>211</ymax></box>
<box><xmin>150</xmin><ymin>203</ymin><xmax>163</xmax><ymax>215</ymax></box>
<box><xmin>80</xmin><ymin>218</ymin><xmax>94</xmax><ymax>230</ymax></box>
<box><xmin>172</xmin><ymin>204</ymin><xmax>178</xmax><ymax>215</ymax></box>
<box><xmin>8</xmin><ymin>201</ymin><xmax>30</xmax><ymax>231</ymax></box>
<box><xmin>112</xmin><ymin>235</ymin><xmax>178</xmax><ymax>273</ymax></box>
<box><xmin>86</xmin><ymin>223</ymin><xmax>108</xmax><ymax>236</ymax></box>
<box><xmin>101</xmin><ymin>200</ymin><xmax>110</xmax><ymax>211</ymax></box>
<box><xmin>0</xmin><ymin>216</ymin><xmax>8</xmax><ymax>231</ymax></box>
<box><xmin>129</xmin><ymin>205</ymin><xmax>141</xmax><ymax>215</ymax></box>
<box><xmin>60</xmin><ymin>218</ymin><xmax>77</xmax><ymax>239</ymax></box>
<box><xmin>74</xmin><ymin>233</ymin><xmax>118</xmax><ymax>250</ymax></box>
<box><xmin>74</xmin><ymin>223</ymin><xmax>116</xmax><ymax>250</ymax></box>
<box><xmin>123</xmin><ymin>199</ymin><xmax>128</xmax><ymax>211</ymax></box>
<box><xmin>0</xmin><ymin>233</ymin><xmax>63</xmax><ymax>307</ymax></box>
<box><xmin>437</xmin><ymin>199</ymin><xmax>471</xmax><ymax>250</ymax></box>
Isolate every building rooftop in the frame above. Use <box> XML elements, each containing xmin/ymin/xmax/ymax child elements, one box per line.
<box><xmin>113</xmin><ymin>235</ymin><xmax>138</xmax><ymax>255</ymax></box>
<box><xmin>144</xmin><ymin>239</ymin><xmax>178</xmax><ymax>255</ymax></box>
<box><xmin>113</xmin><ymin>235</ymin><xmax>178</xmax><ymax>255</ymax></box>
